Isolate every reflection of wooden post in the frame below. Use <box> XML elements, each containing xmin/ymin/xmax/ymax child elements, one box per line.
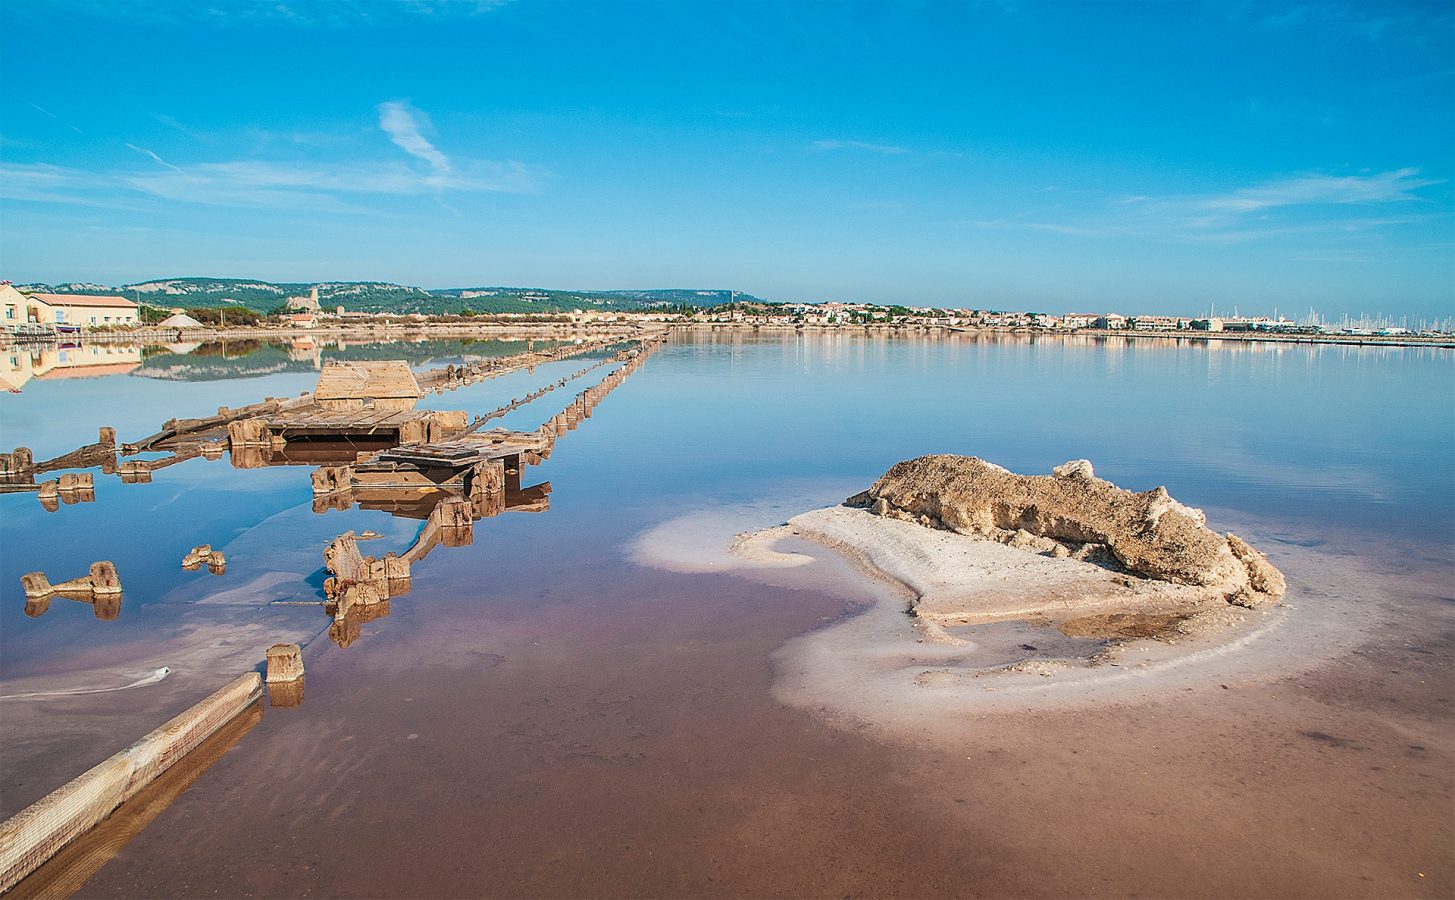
<box><xmin>472</xmin><ymin>489</ymin><xmax>506</xmax><ymax>518</ymax></box>
<box><xmin>118</xmin><ymin>461</ymin><xmax>153</xmax><ymax>482</ymax></box>
<box><xmin>312</xmin><ymin>491</ymin><xmax>352</xmax><ymax>514</ymax></box>
<box><xmin>0</xmin><ymin>447</ymin><xmax>34</xmax><ymax>476</ymax></box>
<box><xmin>0</xmin><ymin>672</ymin><xmax>262</xmax><ymax>893</ymax></box>
<box><xmin>504</xmin><ymin>455</ymin><xmax>521</xmax><ymax>493</ymax></box>
<box><xmin>229</xmin><ymin>445</ymin><xmax>267</xmax><ymax>470</ymax></box>
<box><xmin>436</xmin><ymin>495</ymin><xmax>472</xmax><ymax>545</ymax></box>
<box><xmin>92</xmin><ymin>594</ymin><xmax>121</xmax><ymax>620</ymax></box>
<box><xmin>267</xmin><ymin>679</ymin><xmax>304</xmax><ymax>709</ymax></box>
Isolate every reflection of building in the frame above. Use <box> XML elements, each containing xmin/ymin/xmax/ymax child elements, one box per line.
<box><xmin>1</xmin><ymin>344</ymin><xmax>144</xmax><ymax>391</ymax></box>
<box><xmin>2</xmin><ymin>284</ymin><xmax>139</xmax><ymax>329</ymax></box>
<box><xmin>286</xmin><ymin>338</ymin><xmax>323</xmax><ymax>369</ymax></box>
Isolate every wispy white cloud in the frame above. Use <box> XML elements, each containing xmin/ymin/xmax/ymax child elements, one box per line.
<box><xmin>1200</xmin><ymin>168</ymin><xmax>1441</xmax><ymax>212</ymax></box>
<box><xmin>24</xmin><ymin>100</ymin><xmax>84</xmax><ymax>134</ymax></box>
<box><xmin>148</xmin><ymin>112</ymin><xmax>208</xmax><ymax>142</ymax></box>
<box><xmin>1</xmin><ymin>155</ymin><xmax>545</xmax><ymax>212</ymax></box>
<box><xmin>126</xmin><ymin>158</ymin><xmax>543</xmax><ymax>206</ymax></box>
<box><xmin>3</xmin><ymin>99</ymin><xmax>545</xmax><ymax>212</ymax></box>
<box><xmin>960</xmin><ymin>168</ymin><xmax>1446</xmax><ymax>246</ymax></box>
<box><xmin>377</xmin><ymin>100</ymin><xmax>451</xmax><ymax>179</ymax></box>
<box><xmin>0</xmin><ymin>163</ymin><xmax>145</xmax><ymax>209</ymax></box>
<box><xmin>810</xmin><ymin>139</ymin><xmax>910</xmax><ymax>155</ymax></box>
<box><xmin>125</xmin><ymin>143</ymin><xmax>184</xmax><ymax>174</ymax></box>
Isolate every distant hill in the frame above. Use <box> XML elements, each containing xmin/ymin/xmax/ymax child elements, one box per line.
<box><xmin>16</xmin><ymin>278</ymin><xmax>764</xmax><ymax>315</ymax></box>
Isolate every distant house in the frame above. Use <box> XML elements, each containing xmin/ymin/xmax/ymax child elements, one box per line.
<box><xmin>14</xmin><ymin>289</ymin><xmax>139</xmax><ymax>328</ymax></box>
<box><xmin>1130</xmin><ymin>315</ymin><xmax>1183</xmax><ymax>331</ymax></box>
<box><xmin>1096</xmin><ymin>314</ymin><xmax>1127</xmax><ymax>330</ymax></box>
<box><xmin>1</xmin><ymin>283</ymin><xmax>28</xmax><ymax>329</ymax></box>
<box><xmin>283</xmin><ymin>312</ymin><xmax>318</xmax><ymax>328</ymax></box>
<box><xmin>1061</xmin><ymin>313</ymin><xmax>1097</xmax><ymax>329</ymax></box>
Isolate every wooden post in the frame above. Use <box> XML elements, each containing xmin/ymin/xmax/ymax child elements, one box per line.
<box><xmin>265</xmin><ymin>644</ymin><xmax>304</xmax><ymax>683</ymax></box>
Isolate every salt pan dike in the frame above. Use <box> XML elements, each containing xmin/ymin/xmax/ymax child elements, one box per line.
<box><xmin>635</xmin><ymin>454</ymin><xmax>1394</xmax><ymax>741</ymax></box>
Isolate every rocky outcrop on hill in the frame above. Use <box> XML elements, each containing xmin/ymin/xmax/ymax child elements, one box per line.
<box><xmin>847</xmin><ymin>454</ymin><xmax>1285</xmax><ymax>608</ymax></box>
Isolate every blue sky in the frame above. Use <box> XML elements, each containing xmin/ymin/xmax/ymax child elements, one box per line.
<box><xmin>2</xmin><ymin>0</ymin><xmax>1452</xmax><ymax>318</ymax></box>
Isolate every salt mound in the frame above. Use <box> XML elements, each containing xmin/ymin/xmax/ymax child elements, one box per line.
<box><xmin>848</xmin><ymin>455</ymin><xmax>1285</xmax><ymax>607</ymax></box>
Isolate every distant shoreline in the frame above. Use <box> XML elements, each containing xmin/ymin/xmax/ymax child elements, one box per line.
<box><xmin>7</xmin><ymin>320</ymin><xmax>1452</xmax><ymax>350</ymax></box>
<box><xmin>682</xmin><ymin>322</ymin><xmax>1455</xmax><ymax>349</ymax></box>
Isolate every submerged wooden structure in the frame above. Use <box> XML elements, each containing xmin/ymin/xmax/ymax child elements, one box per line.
<box><xmin>21</xmin><ymin>561</ymin><xmax>123</xmax><ymax>620</ymax></box>
<box><xmin>1</xmin><ymin>333</ymin><xmax>671</xmax><ymax>889</ymax></box>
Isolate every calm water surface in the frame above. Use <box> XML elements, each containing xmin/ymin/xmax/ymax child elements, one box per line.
<box><xmin>1</xmin><ymin>331</ymin><xmax>1450</xmax><ymax>897</ymax></box>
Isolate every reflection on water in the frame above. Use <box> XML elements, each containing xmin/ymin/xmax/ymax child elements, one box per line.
<box><xmin>0</xmin><ymin>331</ymin><xmax>1450</xmax><ymax>896</ymax></box>
<box><xmin>1</xmin><ymin>344</ymin><xmax>144</xmax><ymax>391</ymax></box>
<box><xmin>132</xmin><ymin>337</ymin><xmax>569</xmax><ymax>382</ymax></box>
<box><xmin>2</xmin><ymin>335</ymin><xmax>646</xmax><ymax>649</ymax></box>
<box><xmin>0</xmin><ymin>335</ymin><xmax>657</xmax><ymax>893</ymax></box>
<box><xmin>4</xmin><ymin>700</ymin><xmax>263</xmax><ymax>900</ymax></box>
<box><xmin>1</xmin><ymin>335</ymin><xmax>574</xmax><ymax>391</ymax></box>
<box><xmin>319</xmin><ymin>479</ymin><xmax>552</xmax><ymax>649</ymax></box>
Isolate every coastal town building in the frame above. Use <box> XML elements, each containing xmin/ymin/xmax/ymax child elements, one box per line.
<box><xmin>1</xmin><ymin>283</ymin><xmax>28</xmax><ymax>329</ymax></box>
<box><xmin>1096</xmin><ymin>314</ymin><xmax>1128</xmax><ymax>330</ymax></box>
<box><xmin>1129</xmin><ymin>315</ymin><xmax>1186</xmax><ymax>331</ymax></box>
<box><xmin>2</xmin><ymin>284</ymin><xmax>139</xmax><ymax>329</ymax></box>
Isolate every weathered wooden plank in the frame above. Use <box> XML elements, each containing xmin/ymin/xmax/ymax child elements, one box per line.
<box><xmin>0</xmin><ymin>673</ymin><xmax>262</xmax><ymax>893</ymax></box>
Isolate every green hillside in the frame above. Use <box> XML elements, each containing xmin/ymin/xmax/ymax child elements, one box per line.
<box><xmin>17</xmin><ymin>278</ymin><xmax>764</xmax><ymax>315</ymax></box>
